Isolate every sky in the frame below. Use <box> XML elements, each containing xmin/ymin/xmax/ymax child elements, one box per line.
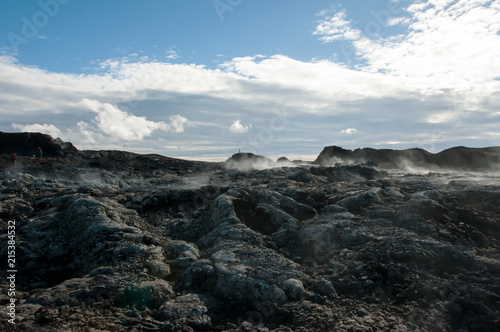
<box><xmin>0</xmin><ymin>0</ymin><xmax>499</xmax><ymax>161</ymax></box>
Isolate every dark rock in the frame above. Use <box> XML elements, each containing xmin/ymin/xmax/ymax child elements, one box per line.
<box><xmin>281</xmin><ymin>278</ymin><xmax>305</xmax><ymax>301</ymax></box>
<box><xmin>0</xmin><ymin>131</ymin><xmax>77</xmax><ymax>157</ymax></box>
<box><xmin>361</xmin><ymin>160</ymin><xmax>378</xmax><ymax>167</ymax></box>
<box><xmin>166</xmin><ymin>240</ymin><xmax>200</xmax><ymax>268</ymax></box>
<box><xmin>315</xmin><ymin>145</ymin><xmax>500</xmax><ymax>171</ymax></box>
<box><xmin>1</xmin><ymin>138</ymin><xmax>500</xmax><ymax>331</ymax></box>
<box><xmin>155</xmin><ymin>293</ymin><xmax>212</xmax><ymax>329</ymax></box>
<box><xmin>287</xmin><ymin>169</ymin><xmax>311</xmax><ymax>183</ymax></box>
<box><xmin>311</xmin><ymin>279</ymin><xmax>338</xmax><ymax>298</ymax></box>
<box><xmin>337</xmin><ymin>188</ymin><xmax>381</xmax><ymax>212</ymax></box>
<box><xmin>224</xmin><ymin>152</ymin><xmax>275</xmax><ymax>170</ymax></box>
<box><xmin>321</xmin><ymin>204</ymin><xmax>348</xmax><ymax>214</ymax></box>
<box><xmin>280</xmin><ymin>196</ymin><xmax>317</xmax><ymax>221</ymax></box>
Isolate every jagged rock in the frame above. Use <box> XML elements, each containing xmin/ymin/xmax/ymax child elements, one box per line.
<box><xmin>199</xmin><ymin>219</ymin><xmax>262</xmax><ymax>251</ymax></box>
<box><xmin>115</xmin><ymin>279</ymin><xmax>174</xmax><ymax>310</ymax></box>
<box><xmin>256</xmin><ymin>203</ymin><xmax>298</xmax><ymax>231</ymax></box>
<box><xmin>315</xmin><ymin>145</ymin><xmax>500</xmax><ymax>171</ymax></box>
<box><xmin>208</xmin><ymin>194</ymin><xmax>237</xmax><ymax>227</ymax></box>
<box><xmin>311</xmin><ymin>279</ymin><xmax>338</xmax><ymax>298</ymax></box>
<box><xmin>337</xmin><ymin>188</ymin><xmax>381</xmax><ymax>212</ymax></box>
<box><xmin>280</xmin><ymin>196</ymin><xmax>317</xmax><ymax>221</ymax></box>
<box><xmin>210</xmin><ymin>248</ymin><xmax>297</xmax><ymax>304</ymax></box>
<box><xmin>155</xmin><ymin>293</ymin><xmax>212</xmax><ymax>329</ymax></box>
<box><xmin>320</xmin><ymin>204</ymin><xmax>348</xmax><ymax>214</ymax></box>
<box><xmin>287</xmin><ymin>169</ymin><xmax>311</xmax><ymax>183</ymax></box>
<box><xmin>281</xmin><ymin>278</ymin><xmax>305</xmax><ymax>301</ymax></box>
<box><xmin>166</xmin><ymin>240</ymin><xmax>201</xmax><ymax>268</ymax></box>
<box><xmin>144</xmin><ymin>259</ymin><xmax>171</xmax><ymax>279</ymax></box>
<box><xmin>179</xmin><ymin>259</ymin><xmax>216</xmax><ymax>290</ymax></box>
<box><xmin>253</xmin><ymin>188</ymin><xmax>281</xmax><ymax>207</ymax></box>
<box><xmin>0</xmin><ymin>131</ymin><xmax>77</xmax><ymax>157</ymax></box>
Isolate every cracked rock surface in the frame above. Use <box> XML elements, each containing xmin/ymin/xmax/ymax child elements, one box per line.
<box><xmin>1</xmin><ymin>150</ymin><xmax>500</xmax><ymax>331</ymax></box>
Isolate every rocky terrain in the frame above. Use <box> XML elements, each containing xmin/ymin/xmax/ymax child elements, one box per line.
<box><xmin>0</xmin><ymin>132</ymin><xmax>78</xmax><ymax>158</ymax></box>
<box><xmin>1</xmin><ymin>133</ymin><xmax>500</xmax><ymax>331</ymax></box>
<box><xmin>316</xmin><ymin>145</ymin><xmax>500</xmax><ymax>171</ymax></box>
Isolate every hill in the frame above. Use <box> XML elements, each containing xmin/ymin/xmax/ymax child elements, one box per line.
<box><xmin>315</xmin><ymin>145</ymin><xmax>500</xmax><ymax>171</ymax></box>
<box><xmin>0</xmin><ymin>131</ymin><xmax>77</xmax><ymax>157</ymax></box>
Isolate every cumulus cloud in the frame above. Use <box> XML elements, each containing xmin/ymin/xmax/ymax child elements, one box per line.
<box><xmin>229</xmin><ymin>120</ymin><xmax>251</xmax><ymax>134</ymax></box>
<box><xmin>80</xmin><ymin>99</ymin><xmax>170</xmax><ymax>141</ymax></box>
<box><xmin>169</xmin><ymin>114</ymin><xmax>192</xmax><ymax>133</ymax></box>
<box><xmin>75</xmin><ymin>121</ymin><xmax>101</xmax><ymax>144</ymax></box>
<box><xmin>12</xmin><ymin>123</ymin><xmax>61</xmax><ymax>138</ymax></box>
<box><xmin>341</xmin><ymin>128</ymin><xmax>358</xmax><ymax>135</ymax></box>
<box><xmin>314</xmin><ymin>0</ymin><xmax>500</xmax><ymax>92</ymax></box>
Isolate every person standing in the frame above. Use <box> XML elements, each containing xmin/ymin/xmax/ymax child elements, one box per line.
<box><xmin>37</xmin><ymin>147</ymin><xmax>43</xmax><ymax>159</ymax></box>
<box><xmin>10</xmin><ymin>153</ymin><xmax>16</xmax><ymax>167</ymax></box>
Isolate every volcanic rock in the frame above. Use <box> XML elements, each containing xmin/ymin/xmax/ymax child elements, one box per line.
<box><xmin>277</xmin><ymin>156</ymin><xmax>290</xmax><ymax>162</ymax></box>
<box><xmin>315</xmin><ymin>145</ymin><xmax>500</xmax><ymax>171</ymax></box>
<box><xmin>1</xmin><ymin>133</ymin><xmax>500</xmax><ymax>331</ymax></box>
<box><xmin>0</xmin><ymin>131</ymin><xmax>77</xmax><ymax>157</ymax></box>
<box><xmin>225</xmin><ymin>152</ymin><xmax>276</xmax><ymax>170</ymax></box>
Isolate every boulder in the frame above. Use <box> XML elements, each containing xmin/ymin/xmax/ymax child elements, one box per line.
<box><xmin>287</xmin><ymin>169</ymin><xmax>311</xmax><ymax>183</ymax></box>
<box><xmin>337</xmin><ymin>188</ymin><xmax>381</xmax><ymax>212</ymax></box>
<box><xmin>280</xmin><ymin>196</ymin><xmax>317</xmax><ymax>221</ymax></box>
<box><xmin>156</xmin><ymin>293</ymin><xmax>212</xmax><ymax>330</ymax></box>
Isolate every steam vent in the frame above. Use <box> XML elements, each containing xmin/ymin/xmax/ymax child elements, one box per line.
<box><xmin>1</xmin><ymin>132</ymin><xmax>500</xmax><ymax>331</ymax></box>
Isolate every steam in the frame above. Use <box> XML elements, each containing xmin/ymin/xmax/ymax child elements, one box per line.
<box><xmin>178</xmin><ymin>174</ymin><xmax>211</xmax><ymax>189</ymax></box>
<box><xmin>225</xmin><ymin>158</ymin><xmax>277</xmax><ymax>171</ymax></box>
<box><xmin>224</xmin><ymin>153</ymin><xmax>307</xmax><ymax>171</ymax></box>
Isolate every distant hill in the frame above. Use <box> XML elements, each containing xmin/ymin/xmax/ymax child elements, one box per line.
<box><xmin>3</xmin><ymin>132</ymin><xmax>499</xmax><ymax>171</ymax></box>
<box><xmin>315</xmin><ymin>145</ymin><xmax>500</xmax><ymax>171</ymax></box>
<box><xmin>0</xmin><ymin>131</ymin><xmax>78</xmax><ymax>157</ymax></box>
<box><xmin>225</xmin><ymin>152</ymin><xmax>276</xmax><ymax>170</ymax></box>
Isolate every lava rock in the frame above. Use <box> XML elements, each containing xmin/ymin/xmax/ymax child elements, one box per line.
<box><xmin>287</xmin><ymin>169</ymin><xmax>311</xmax><ymax>183</ymax></box>
<box><xmin>280</xmin><ymin>196</ymin><xmax>317</xmax><ymax>221</ymax></box>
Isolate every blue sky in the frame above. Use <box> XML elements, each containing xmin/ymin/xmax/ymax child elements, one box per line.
<box><xmin>0</xmin><ymin>0</ymin><xmax>381</xmax><ymax>71</ymax></box>
<box><xmin>1</xmin><ymin>0</ymin><xmax>499</xmax><ymax>161</ymax></box>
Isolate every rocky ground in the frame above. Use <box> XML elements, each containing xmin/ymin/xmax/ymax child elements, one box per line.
<box><xmin>1</xmin><ymin>149</ymin><xmax>500</xmax><ymax>331</ymax></box>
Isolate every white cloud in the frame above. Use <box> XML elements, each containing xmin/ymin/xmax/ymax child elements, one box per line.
<box><xmin>387</xmin><ymin>17</ymin><xmax>411</xmax><ymax>26</ymax></box>
<box><xmin>166</xmin><ymin>48</ymin><xmax>179</xmax><ymax>60</ymax></box>
<box><xmin>80</xmin><ymin>99</ymin><xmax>170</xmax><ymax>141</ymax></box>
<box><xmin>313</xmin><ymin>9</ymin><xmax>361</xmax><ymax>42</ymax></box>
<box><xmin>341</xmin><ymin>128</ymin><xmax>358</xmax><ymax>135</ymax></box>
<box><xmin>314</xmin><ymin>0</ymin><xmax>500</xmax><ymax>94</ymax></box>
<box><xmin>75</xmin><ymin>121</ymin><xmax>101</xmax><ymax>144</ymax></box>
<box><xmin>12</xmin><ymin>123</ymin><xmax>61</xmax><ymax>138</ymax></box>
<box><xmin>426</xmin><ymin>111</ymin><xmax>460</xmax><ymax>124</ymax></box>
<box><xmin>219</xmin><ymin>54</ymin><xmax>402</xmax><ymax>102</ymax></box>
<box><xmin>169</xmin><ymin>114</ymin><xmax>192</xmax><ymax>133</ymax></box>
<box><xmin>229</xmin><ymin>120</ymin><xmax>251</xmax><ymax>134</ymax></box>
